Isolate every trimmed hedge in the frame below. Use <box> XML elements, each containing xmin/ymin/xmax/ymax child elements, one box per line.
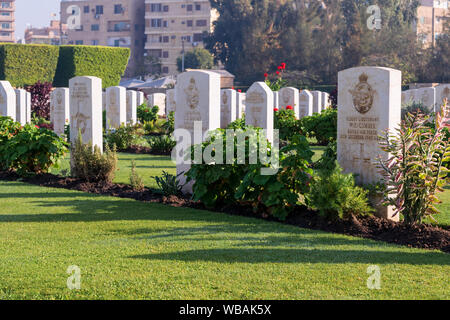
<box><xmin>53</xmin><ymin>45</ymin><xmax>130</xmax><ymax>89</ymax></box>
<box><xmin>0</xmin><ymin>44</ymin><xmax>130</xmax><ymax>89</ymax></box>
<box><xmin>0</xmin><ymin>44</ymin><xmax>60</xmax><ymax>87</ymax></box>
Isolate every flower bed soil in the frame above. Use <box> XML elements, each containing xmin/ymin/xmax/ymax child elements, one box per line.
<box><xmin>1</xmin><ymin>170</ymin><xmax>449</xmax><ymax>253</ymax></box>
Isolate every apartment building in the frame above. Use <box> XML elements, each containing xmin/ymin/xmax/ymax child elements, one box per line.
<box><xmin>144</xmin><ymin>0</ymin><xmax>216</xmax><ymax>75</ymax></box>
<box><xmin>0</xmin><ymin>0</ymin><xmax>15</xmax><ymax>43</ymax></box>
<box><xmin>24</xmin><ymin>20</ymin><xmax>68</xmax><ymax>45</ymax></box>
<box><xmin>416</xmin><ymin>0</ymin><xmax>449</xmax><ymax>47</ymax></box>
<box><xmin>60</xmin><ymin>0</ymin><xmax>146</xmax><ymax>76</ymax></box>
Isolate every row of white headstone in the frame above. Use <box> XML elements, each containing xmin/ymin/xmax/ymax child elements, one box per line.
<box><xmin>401</xmin><ymin>84</ymin><xmax>449</xmax><ymax>112</ymax></box>
<box><xmin>0</xmin><ymin>81</ymin><xmax>32</xmax><ymax>125</ymax></box>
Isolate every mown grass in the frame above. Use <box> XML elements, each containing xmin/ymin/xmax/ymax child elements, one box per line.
<box><xmin>0</xmin><ymin>180</ymin><xmax>449</xmax><ymax>300</ymax></box>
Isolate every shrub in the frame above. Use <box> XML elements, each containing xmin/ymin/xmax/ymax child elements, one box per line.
<box><xmin>137</xmin><ymin>104</ymin><xmax>159</xmax><ymax>123</ymax></box>
<box><xmin>71</xmin><ymin>133</ymin><xmax>118</xmax><ymax>184</ymax></box>
<box><xmin>227</xmin><ymin>116</ymin><xmax>246</xmax><ymax>130</ymax></box>
<box><xmin>377</xmin><ymin>106</ymin><xmax>449</xmax><ymax>224</ymax></box>
<box><xmin>300</xmin><ymin>108</ymin><xmax>337</xmax><ymax>145</ymax></box>
<box><xmin>274</xmin><ymin>108</ymin><xmax>301</xmax><ymax>141</ymax></box>
<box><xmin>0</xmin><ymin>116</ymin><xmax>21</xmax><ymax>170</ymax></box>
<box><xmin>176</xmin><ymin>48</ymin><xmax>214</xmax><ymax>72</ymax></box>
<box><xmin>153</xmin><ymin>171</ymin><xmax>183</xmax><ymax>197</ymax></box>
<box><xmin>25</xmin><ymin>81</ymin><xmax>53</xmax><ymax>120</ymax></box>
<box><xmin>0</xmin><ymin>44</ymin><xmax>60</xmax><ymax>87</ymax></box>
<box><xmin>314</xmin><ymin>140</ymin><xmax>337</xmax><ymax>171</ymax></box>
<box><xmin>105</xmin><ymin>124</ymin><xmax>141</xmax><ymax>150</ymax></box>
<box><xmin>0</xmin><ymin>121</ymin><xmax>68</xmax><ymax>175</ymax></box>
<box><xmin>307</xmin><ymin>164</ymin><xmax>374</xmax><ymax>220</ymax></box>
<box><xmin>148</xmin><ymin>135</ymin><xmax>176</xmax><ymax>155</ymax></box>
<box><xmin>53</xmin><ymin>45</ymin><xmax>130</xmax><ymax>89</ymax></box>
<box><xmin>162</xmin><ymin>111</ymin><xmax>175</xmax><ymax>135</ymax></box>
<box><xmin>129</xmin><ymin>160</ymin><xmax>145</xmax><ymax>191</ymax></box>
<box><xmin>401</xmin><ymin>101</ymin><xmax>431</xmax><ymax>119</ymax></box>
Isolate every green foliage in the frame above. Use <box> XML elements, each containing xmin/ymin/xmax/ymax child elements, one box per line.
<box><xmin>401</xmin><ymin>101</ymin><xmax>432</xmax><ymax>119</ymax></box>
<box><xmin>186</xmin><ymin>127</ymin><xmax>314</xmax><ymax>220</ymax></box>
<box><xmin>137</xmin><ymin>104</ymin><xmax>159</xmax><ymax>123</ymax></box>
<box><xmin>152</xmin><ymin>171</ymin><xmax>183</xmax><ymax>197</ymax></box>
<box><xmin>105</xmin><ymin>124</ymin><xmax>142</xmax><ymax>151</ymax></box>
<box><xmin>314</xmin><ymin>140</ymin><xmax>337</xmax><ymax>172</ymax></box>
<box><xmin>307</xmin><ymin>164</ymin><xmax>374</xmax><ymax>220</ymax></box>
<box><xmin>71</xmin><ymin>132</ymin><xmax>118</xmax><ymax>184</ymax></box>
<box><xmin>377</xmin><ymin>106</ymin><xmax>450</xmax><ymax>224</ymax></box>
<box><xmin>176</xmin><ymin>48</ymin><xmax>214</xmax><ymax>72</ymax></box>
<box><xmin>162</xmin><ymin>111</ymin><xmax>175</xmax><ymax>135</ymax></box>
<box><xmin>148</xmin><ymin>135</ymin><xmax>176</xmax><ymax>155</ymax></box>
<box><xmin>226</xmin><ymin>116</ymin><xmax>246</xmax><ymax>130</ymax></box>
<box><xmin>129</xmin><ymin>160</ymin><xmax>145</xmax><ymax>191</ymax></box>
<box><xmin>53</xmin><ymin>45</ymin><xmax>130</xmax><ymax>89</ymax></box>
<box><xmin>0</xmin><ymin>120</ymin><xmax>68</xmax><ymax>175</ymax></box>
<box><xmin>274</xmin><ymin>108</ymin><xmax>301</xmax><ymax>141</ymax></box>
<box><xmin>300</xmin><ymin>108</ymin><xmax>337</xmax><ymax>145</ymax></box>
<box><xmin>0</xmin><ymin>44</ymin><xmax>60</xmax><ymax>87</ymax></box>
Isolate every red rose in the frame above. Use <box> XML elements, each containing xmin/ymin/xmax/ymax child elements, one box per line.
<box><xmin>264</xmin><ymin>73</ymin><xmax>268</xmax><ymax>78</ymax></box>
<box><xmin>238</xmin><ymin>89</ymin><xmax>242</xmax><ymax>93</ymax></box>
<box><xmin>274</xmin><ymin>108</ymin><xmax>279</xmax><ymax>112</ymax></box>
<box><xmin>35</xmin><ymin>125</ymin><xmax>40</xmax><ymax>129</ymax></box>
<box><xmin>276</xmin><ymin>71</ymin><xmax>280</xmax><ymax>75</ymax></box>
<box><xmin>286</xmin><ymin>105</ymin><xmax>293</xmax><ymax>110</ymax></box>
<box><xmin>281</xmin><ymin>63</ymin><xmax>286</xmax><ymax>69</ymax></box>
<box><xmin>278</xmin><ymin>66</ymin><xmax>283</xmax><ymax>70</ymax></box>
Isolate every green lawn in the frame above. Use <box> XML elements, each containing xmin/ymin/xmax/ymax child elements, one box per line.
<box><xmin>0</xmin><ymin>180</ymin><xmax>449</xmax><ymax>300</ymax></box>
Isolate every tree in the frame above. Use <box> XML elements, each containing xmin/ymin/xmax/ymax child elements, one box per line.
<box><xmin>176</xmin><ymin>48</ymin><xmax>214</xmax><ymax>72</ymax></box>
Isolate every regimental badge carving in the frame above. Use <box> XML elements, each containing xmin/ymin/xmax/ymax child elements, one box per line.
<box><xmin>282</xmin><ymin>90</ymin><xmax>290</xmax><ymax>104</ymax></box>
<box><xmin>349</xmin><ymin>73</ymin><xmax>375</xmax><ymax>114</ymax></box>
<box><xmin>56</xmin><ymin>91</ymin><xmax>63</xmax><ymax>105</ymax></box>
<box><xmin>222</xmin><ymin>91</ymin><xmax>228</xmax><ymax>105</ymax></box>
<box><xmin>246</xmin><ymin>91</ymin><xmax>264</xmax><ymax>104</ymax></box>
<box><xmin>185</xmin><ymin>78</ymin><xmax>199</xmax><ymax>110</ymax></box>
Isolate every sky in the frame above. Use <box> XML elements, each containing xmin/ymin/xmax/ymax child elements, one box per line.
<box><xmin>15</xmin><ymin>0</ymin><xmax>61</xmax><ymax>41</ymax></box>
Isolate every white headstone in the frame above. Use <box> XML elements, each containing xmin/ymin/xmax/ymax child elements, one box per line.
<box><xmin>15</xmin><ymin>89</ymin><xmax>27</xmax><ymax>125</ymax></box>
<box><xmin>149</xmin><ymin>93</ymin><xmax>166</xmax><ymax>116</ymax></box>
<box><xmin>245</xmin><ymin>82</ymin><xmax>274</xmax><ymax>143</ymax></box>
<box><xmin>338</xmin><ymin>67</ymin><xmax>401</xmax><ymax>221</ymax></box>
<box><xmin>50</xmin><ymin>88</ymin><xmax>70</xmax><ymax>136</ymax></box>
<box><xmin>175</xmin><ymin>71</ymin><xmax>221</xmax><ymax>193</ymax></box>
<box><xmin>322</xmin><ymin>92</ymin><xmax>330</xmax><ymax>109</ymax></box>
<box><xmin>279</xmin><ymin>87</ymin><xmax>300</xmax><ymax>118</ymax></box>
<box><xmin>220</xmin><ymin>89</ymin><xmax>237</xmax><ymax>128</ymax></box>
<box><xmin>166</xmin><ymin>89</ymin><xmax>176</xmax><ymax>114</ymax></box>
<box><xmin>26</xmin><ymin>91</ymin><xmax>31</xmax><ymax>123</ymax></box>
<box><xmin>102</xmin><ymin>92</ymin><xmax>106</xmax><ymax>112</ymax></box>
<box><xmin>69</xmin><ymin>76</ymin><xmax>103</xmax><ymax>152</ymax></box>
<box><xmin>106</xmin><ymin>86</ymin><xmax>126</xmax><ymax>129</ymax></box>
<box><xmin>312</xmin><ymin>91</ymin><xmax>322</xmax><ymax>114</ymax></box>
<box><xmin>273</xmin><ymin>91</ymin><xmax>279</xmax><ymax>109</ymax></box>
<box><xmin>236</xmin><ymin>91</ymin><xmax>245</xmax><ymax>119</ymax></box>
<box><xmin>435</xmin><ymin>84</ymin><xmax>450</xmax><ymax>113</ymax></box>
<box><xmin>137</xmin><ymin>91</ymin><xmax>145</xmax><ymax>106</ymax></box>
<box><xmin>298</xmin><ymin>90</ymin><xmax>313</xmax><ymax>118</ymax></box>
<box><xmin>417</xmin><ymin>87</ymin><xmax>436</xmax><ymax>111</ymax></box>
<box><xmin>0</xmin><ymin>81</ymin><xmax>16</xmax><ymax>120</ymax></box>
<box><xmin>126</xmin><ymin>90</ymin><xmax>137</xmax><ymax>125</ymax></box>
<box><xmin>409</xmin><ymin>89</ymin><xmax>419</xmax><ymax>103</ymax></box>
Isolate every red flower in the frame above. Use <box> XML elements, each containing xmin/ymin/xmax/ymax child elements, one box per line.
<box><xmin>277</xmin><ymin>66</ymin><xmax>283</xmax><ymax>70</ymax></box>
<box><xmin>35</xmin><ymin>125</ymin><xmax>40</xmax><ymax>129</ymax></box>
<box><xmin>232</xmin><ymin>87</ymin><xmax>235</xmax><ymax>90</ymax></box>
<box><xmin>281</xmin><ymin>63</ymin><xmax>286</xmax><ymax>69</ymax></box>
<box><xmin>264</xmin><ymin>73</ymin><xmax>268</xmax><ymax>78</ymax></box>
<box><xmin>276</xmin><ymin>71</ymin><xmax>280</xmax><ymax>75</ymax></box>
<box><xmin>274</xmin><ymin>108</ymin><xmax>279</xmax><ymax>112</ymax></box>
<box><xmin>238</xmin><ymin>89</ymin><xmax>242</xmax><ymax>93</ymax></box>
<box><xmin>286</xmin><ymin>105</ymin><xmax>293</xmax><ymax>110</ymax></box>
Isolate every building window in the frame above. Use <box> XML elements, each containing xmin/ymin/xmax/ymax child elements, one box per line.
<box><xmin>162</xmin><ymin>36</ymin><xmax>169</xmax><ymax>43</ymax></box>
<box><xmin>196</xmin><ymin>20</ymin><xmax>207</xmax><ymax>27</ymax></box>
<box><xmin>148</xmin><ymin>49</ymin><xmax>162</xmax><ymax>58</ymax></box>
<box><xmin>114</xmin><ymin>4</ymin><xmax>123</xmax><ymax>14</ymax></box>
<box><xmin>163</xmin><ymin>5</ymin><xmax>169</xmax><ymax>12</ymax></box>
<box><xmin>162</xmin><ymin>67</ymin><xmax>169</xmax><ymax>74</ymax></box>
<box><xmin>193</xmin><ymin>33</ymin><xmax>203</xmax><ymax>42</ymax></box>
<box><xmin>151</xmin><ymin>4</ymin><xmax>162</xmax><ymax>12</ymax></box>
<box><xmin>84</xmin><ymin>6</ymin><xmax>89</xmax><ymax>13</ymax></box>
<box><xmin>1</xmin><ymin>23</ymin><xmax>10</xmax><ymax>29</ymax></box>
<box><xmin>183</xmin><ymin>35</ymin><xmax>192</xmax><ymax>43</ymax></box>
<box><xmin>187</xmin><ymin>4</ymin><xmax>193</xmax><ymax>11</ymax></box>
<box><xmin>1</xmin><ymin>12</ymin><xmax>10</xmax><ymax>16</ymax></box>
<box><xmin>151</xmin><ymin>19</ymin><xmax>162</xmax><ymax>28</ymax></box>
<box><xmin>163</xmin><ymin>21</ymin><xmax>168</xmax><ymax>28</ymax></box>
<box><xmin>195</xmin><ymin>4</ymin><xmax>201</xmax><ymax>10</ymax></box>
<box><xmin>96</xmin><ymin>5</ymin><xmax>103</xmax><ymax>15</ymax></box>
<box><xmin>91</xmin><ymin>40</ymin><xmax>99</xmax><ymax>45</ymax></box>
<box><xmin>75</xmin><ymin>40</ymin><xmax>84</xmax><ymax>45</ymax></box>
<box><xmin>163</xmin><ymin>51</ymin><xmax>169</xmax><ymax>58</ymax></box>
<box><xmin>187</xmin><ymin>20</ymin><xmax>193</xmax><ymax>27</ymax></box>
<box><xmin>91</xmin><ymin>24</ymin><xmax>100</xmax><ymax>31</ymax></box>
<box><xmin>1</xmin><ymin>2</ymin><xmax>11</xmax><ymax>8</ymax></box>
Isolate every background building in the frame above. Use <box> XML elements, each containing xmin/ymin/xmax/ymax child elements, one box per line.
<box><xmin>144</xmin><ymin>0</ymin><xmax>216</xmax><ymax>75</ymax></box>
<box><xmin>415</xmin><ymin>0</ymin><xmax>449</xmax><ymax>47</ymax></box>
<box><xmin>24</xmin><ymin>20</ymin><xmax>67</xmax><ymax>45</ymax></box>
<box><xmin>0</xmin><ymin>0</ymin><xmax>15</xmax><ymax>43</ymax></box>
<box><xmin>60</xmin><ymin>0</ymin><xmax>146</xmax><ymax>76</ymax></box>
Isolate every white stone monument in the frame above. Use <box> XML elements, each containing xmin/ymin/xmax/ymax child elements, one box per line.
<box><xmin>126</xmin><ymin>90</ymin><xmax>137</xmax><ymax>125</ymax></box>
<box><xmin>102</xmin><ymin>92</ymin><xmax>106</xmax><ymax>112</ymax></box>
<box><xmin>417</xmin><ymin>87</ymin><xmax>436</xmax><ymax>111</ymax></box>
<box><xmin>15</xmin><ymin>89</ymin><xmax>27</xmax><ymax>125</ymax></box>
<box><xmin>220</xmin><ymin>89</ymin><xmax>237</xmax><ymax>128</ymax></box>
<box><xmin>236</xmin><ymin>91</ymin><xmax>245</xmax><ymax>119</ymax></box>
<box><xmin>312</xmin><ymin>91</ymin><xmax>322</xmax><ymax>114</ymax></box>
<box><xmin>26</xmin><ymin>91</ymin><xmax>31</xmax><ymax>123</ymax></box>
<box><xmin>435</xmin><ymin>84</ymin><xmax>450</xmax><ymax>113</ymax></box>
<box><xmin>50</xmin><ymin>88</ymin><xmax>70</xmax><ymax>136</ymax></box>
<box><xmin>106</xmin><ymin>86</ymin><xmax>126</xmax><ymax>129</ymax></box>
<box><xmin>245</xmin><ymin>82</ymin><xmax>274</xmax><ymax>143</ymax></box>
<box><xmin>0</xmin><ymin>81</ymin><xmax>16</xmax><ymax>120</ymax></box>
<box><xmin>338</xmin><ymin>67</ymin><xmax>401</xmax><ymax>221</ymax></box>
<box><xmin>149</xmin><ymin>93</ymin><xmax>166</xmax><ymax>116</ymax></box>
<box><xmin>322</xmin><ymin>92</ymin><xmax>330</xmax><ymax>109</ymax></box>
<box><xmin>137</xmin><ymin>91</ymin><xmax>145</xmax><ymax>107</ymax></box>
<box><xmin>298</xmin><ymin>90</ymin><xmax>313</xmax><ymax>118</ymax></box>
<box><xmin>273</xmin><ymin>91</ymin><xmax>279</xmax><ymax>109</ymax></box>
<box><xmin>279</xmin><ymin>87</ymin><xmax>299</xmax><ymax>118</ymax></box>
<box><xmin>175</xmin><ymin>71</ymin><xmax>221</xmax><ymax>193</ymax></box>
<box><xmin>69</xmin><ymin>76</ymin><xmax>103</xmax><ymax>152</ymax></box>
<box><xmin>166</xmin><ymin>89</ymin><xmax>176</xmax><ymax>114</ymax></box>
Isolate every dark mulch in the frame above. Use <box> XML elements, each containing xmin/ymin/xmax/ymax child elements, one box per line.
<box><xmin>1</xmin><ymin>170</ymin><xmax>449</xmax><ymax>254</ymax></box>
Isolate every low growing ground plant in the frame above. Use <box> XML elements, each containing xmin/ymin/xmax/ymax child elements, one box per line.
<box><xmin>105</xmin><ymin>124</ymin><xmax>143</xmax><ymax>150</ymax></box>
<box><xmin>137</xmin><ymin>104</ymin><xmax>159</xmax><ymax>123</ymax></box>
<box><xmin>148</xmin><ymin>135</ymin><xmax>176</xmax><ymax>154</ymax></box>
<box><xmin>153</xmin><ymin>171</ymin><xmax>183</xmax><ymax>197</ymax></box>
<box><xmin>378</xmin><ymin>105</ymin><xmax>449</xmax><ymax>224</ymax></box>
<box><xmin>129</xmin><ymin>160</ymin><xmax>145</xmax><ymax>191</ymax></box>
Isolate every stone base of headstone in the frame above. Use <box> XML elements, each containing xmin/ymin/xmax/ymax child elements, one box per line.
<box><xmin>369</xmin><ymin>194</ymin><xmax>399</xmax><ymax>222</ymax></box>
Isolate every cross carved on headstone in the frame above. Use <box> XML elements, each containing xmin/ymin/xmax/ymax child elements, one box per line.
<box><xmin>352</xmin><ymin>143</ymin><xmax>371</xmax><ymax>183</ymax></box>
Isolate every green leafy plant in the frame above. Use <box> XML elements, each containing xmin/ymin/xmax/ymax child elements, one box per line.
<box><xmin>264</xmin><ymin>63</ymin><xmax>288</xmax><ymax>91</ymax></box>
<box><xmin>153</xmin><ymin>171</ymin><xmax>183</xmax><ymax>197</ymax></box>
<box><xmin>0</xmin><ymin>121</ymin><xmax>68</xmax><ymax>175</ymax></box>
<box><xmin>71</xmin><ymin>132</ymin><xmax>118</xmax><ymax>184</ymax></box>
<box><xmin>226</xmin><ymin>115</ymin><xmax>246</xmax><ymax>130</ymax></box>
<box><xmin>137</xmin><ymin>104</ymin><xmax>159</xmax><ymax>124</ymax></box>
<box><xmin>377</xmin><ymin>105</ymin><xmax>450</xmax><ymax>224</ymax></box>
<box><xmin>300</xmin><ymin>108</ymin><xmax>337</xmax><ymax>145</ymax></box>
<box><xmin>274</xmin><ymin>108</ymin><xmax>301</xmax><ymax>141</ymax></box>
<box><xmin>148</xmin><ymin>135</ymin><xmax>176</xmax><ymax>155</ymax></box>
<box><xmin>162</xmin><ymin>111</ymin><xmax>175</xmax><ymax>135</ymax></box>
<box><xmin>306</xmin><ymin>164</ymin><xmax>373</xmax><ymax>220</ymax></box>
<box><xmin>105</xmin><ymin>124</ymin><xmax>142</xmax><ymax>150</ymax></box>
<box><xmin>314</xmin><ymin>140</ymin><xmax>337</xmax><ymax>171</ymax></box>
<box><xmin>129</xmin><ymin>160</ymin><xmax>145</xmax><ymax>191</ymax></box>
<box><xmin>401</xmin><ymin>101</ymin><xmax>431</xmax><ymax>119</ymax></box>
